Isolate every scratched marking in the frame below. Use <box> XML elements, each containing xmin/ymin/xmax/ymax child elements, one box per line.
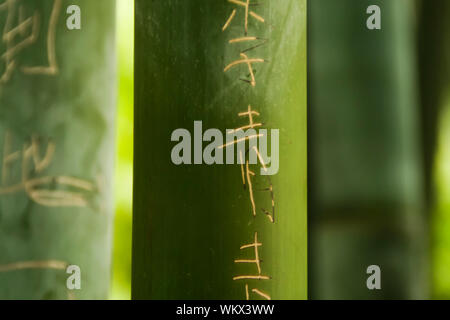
<box><xmin>252</xmin><ymin>288</ymin><xmax>271</xmax><ymax>300</ymax></box>
<box><xmin>0</xmin><ymin>0</ymin><xmax>61</xmax><ymax>86</ymax></box>
<box><xmin>233</xmin><ymin>232</ymin><xmax>271</xmax><ymax>300</ymax></box>
<box><xmin>0</xmin><ymin>260</ymin><xmax>67</xmax><ymax>272</ymax></box>
<box><xmin>218</xmin><ymin>134</ymin><xmax>263</xmax><ymax>150</ymax></box>
<box><xmin>260</xmin><ymin>177</ymin><xmax>275</xmax><ymax>223</ymax></box>
<box><xmin>228</xmin><ymin>105</ymin><xmax>262</xmax><ymax>133</ymax></box>
<box><xmin>244</xmin><ymin>284</ymin><xmax>271</xmax><ymax>300</ymax></box>
<box><xmin>252</xmin><ymin>146</ymin><xmax>267</xmax><ymax>173</ymax></box>
<box><xmin>222</xmin><ymin>9</ymin><xmax>236</xmax><ymax>31</ymax></box>
<box><xmin>222</xmin><ymin>0</ymin><xmax>265</xmax><ymax>35</ymax></box>
<box><xmin>233</xmin><ymin>275</ymin><xmax>270</xmax><ymax>280</ymax></box>
<box><xmin>222</xmin><ymin>0</ymin><xmax>266</xmax><ymax>86</ymax></box>
<box><xmin>0</xmin><ymin>131</ymin><xmax>95</xmax><ymax>208</ymax></box>
<box><xmin>22</xmin><ymin>0</ymin><xmax>61</xmax><ymax>75</ymax></box>
<box><xmin>246</xmin><ymin>161</ymin><xmax>256</xmax><ymax>216</ymax></box>
<box><xmin>229</xmin><ymin>36</ymin><xmax>257</xmax><ymax>43</ymax></box>
<box><xmin>229</xmin><ymin>36</ymin><xmax>268</xmax><ymax>55</ymax></box>
<box><xmin>252</xmin><ymin>146</ymin><xmax>275</xmax><ymax>223</ymax></box>
<box><xmin>233</xmin><ymin>232</ymin><xmax>270</xmax><ymax>280</ymax></box>
<box><xmin>219</xmin><ymin>105</ymin><xmax>264</xmax><ymax>151</ymax></box>
<box><xmin>0</xmin><ymin>260</ymin><xmax>76</xmax><ymax>300</ymax></box>
<box><xmin>224</xmin><ymin>53</ymin><xmax>265</xmax><ymax>87</ymax></box>
<box><xmin>236</xmin><ymin>232</ymin><xmax>261</xmax><ymax>273</ymax></box>
<box><xmin>239</xmin><ymin>151</ymin><xmax>246</xmax><ymax>186</ymax></box>
<box><xmin>220</xmin><ymin>106</ymin><xmax>275</xmax><ymax>221</ymax></box>
<box><xmin>223</xmin><ymin>0</ymin><xmax>276</xmax><ymax>300</ymax></box>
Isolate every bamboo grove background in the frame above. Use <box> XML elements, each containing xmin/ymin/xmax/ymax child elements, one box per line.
<box><xmin>307</xmin><ymin>0</ymin><xmax>450</xmax><ymax>299</ymax></box>
<box><xmin>0</xmin><ymin>0</ymin><xmax>116</xmax><ymax>299</ymax></box>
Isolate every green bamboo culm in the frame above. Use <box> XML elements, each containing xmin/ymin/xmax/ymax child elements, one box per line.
<box><xmin>417</xmin><ymin>0</ymin><xmax>450</xmax><ymax>299</ymax></box>
<box><xmin>417</xmin><ymin>0</ymin><xmax>450</xmax><ymax>207</ymax></box>
<box><xmin>0</xmin><ymin>0</ymin><xmax>116</xmax><ymax>299</ymax></box>
<box><xmin>133</xmin><ymin>0</ymin><xmax>307</xmax><ymax>299</ymax></box>
<box><xmin>308</xmin><ymin>0</ymin><xmax>427</xmax><ymax>299</ymax></box>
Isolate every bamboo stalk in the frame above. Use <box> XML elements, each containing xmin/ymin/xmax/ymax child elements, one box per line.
<box><xmin>133</xmin><ymin>0</ymin><xmax>307</xmax><ymax>299</ymax></box>
<box><xmin>0</xmin><ymin>0</ymin><xmax>116</xmax><ymax>299</ymax></box>
<box><xmin>308</xmin><ymin>0</ymin><xmax>427</xmax><ymax>299</ymax></box>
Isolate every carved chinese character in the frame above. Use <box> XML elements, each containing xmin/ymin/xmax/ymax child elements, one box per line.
<box><xmin>224</xmin><ymin>52</ymin><xmax>265</xmax><ymax>87</ymax></box>
<box><xmin>220</xmin><ymin>106</ymin><xmax>275</xmax><ymax>221</ymax></box>
<box><xmin>222</xmin><ymin>0</ymin><xmax>265</xmax><ymax>35</ymax></box>
<box><xmin>0</xmin><ymin>0</ymin><xmax>61</xmax><ymax>85</ymax></box>
<box><xmin>233</xmin><ymin>232</ymin><xmax>271</xmax><ymax>300</ymax></box>
<box><xmin>0</xmin><ymin>131</ymin><xmax>95</xmax><ymax>208</ymax></box>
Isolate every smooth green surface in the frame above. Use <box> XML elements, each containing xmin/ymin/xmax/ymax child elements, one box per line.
<box><xmin>133</xmin><ymin>0</ymin><xmax>307</xmax><ymax>299</ymax></box>
<box><xmin>308</xmin><ymin>0</ymin><xmax>427</xmax><ymax>299</ymax></box>
<box><xmin>0</xmin><ymin>0</ymin><xmax>116</xmax><ymax>299</ymax></box>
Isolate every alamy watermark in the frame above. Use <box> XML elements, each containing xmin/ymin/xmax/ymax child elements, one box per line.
<box><xmin>366</xmin><ymin>265</ymin><xmax>381</xmax><ymax>290</ymax></box>
<box><xmin>170</xmin><ymin>121</ymin><xmax>279</xmax><ymax>176</ymax></box>
<box><xmin>66</xmin><ymin>264</ymin><xmax>81</xmax><ymax>290</ymax></box>
<box><xmin>366</xmin><ymin>5</ymin><xmax>381</xmax><ymax>30</ymax></box>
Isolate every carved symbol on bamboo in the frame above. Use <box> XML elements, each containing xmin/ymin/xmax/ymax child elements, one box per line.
<box><xmin>0</xmin><ymin>0</ymin><xmax>61</xmax><ymax>85</ymax></box>
<box><xmin>0</xmin><ymin>131</ymin><xmax>95</xmax><ymax>207</ymax></box>
<box><xmin>229</xmin><ymin>36</ymin><xmax>268</xmax><ymax>54</ymax></box>
<box><xmin>245</xmin><ymin>284</ymin><xmax>271</xmax><ymax>300</ymax></box>
<box><xmin>234</xmin><ymin>232</ymin><xmax>271</xmax><ymax>300</ymax></box>
<box><xmin>220</xmin><ymin>105</ymin><xmax>275</xmax><ymax>222</ymax></box>
<box><xmin>0</xmin><ymin>260</ymin><xmax>77</xmax><ymax>299</ymax></box>
<box><xmin>245</xmin><ymin>156</ymin><xmax>275</xmax><ymax>223</ymax></box>
<box><xmin>223</xmin><ymin>0</ymin><xmax>275</xmax><ymax>300</ymax></box>
<box><xmin>222</xmin><ymin>0</ymin><xmax>265</xmax><ymax>35</ymax></box>
<box><xmin>218</xmin><ymin>105</ymin><xmax>264</xmax><ymax>151</ymax></box>
<box><xmin>224</xmin><ymin>52</ymin><xmax>265</xmax><ymax>87</ymax></box>
<box><xmin>223</xmin><ymin>0</ymin><xmax>266</xmax><ymax>86</ymax></box>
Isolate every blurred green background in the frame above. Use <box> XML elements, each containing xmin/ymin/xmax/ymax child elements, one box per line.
<box><xmin>111</xmin><ymin>0</ymin><xmax>133</xmax><ymax>300</ymax></box>
<box><xmin>433</xmin><ymin>93</ymin><xmax>450</xmax><ymax>298</ymax></box>
<box><xmin>308</xmin><ymin>0</ymin><xmax>450</xmax><ymax>299</ymax></box>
